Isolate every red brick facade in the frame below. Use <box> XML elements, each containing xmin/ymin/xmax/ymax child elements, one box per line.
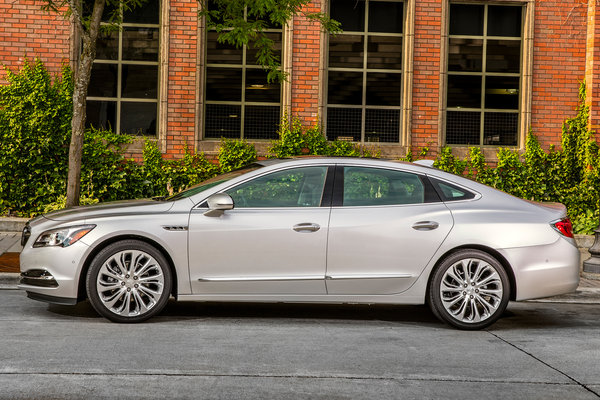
<box><xmin>1</xmin><ymin>0</ymin><xmax>599</xmax><ymax>159</ymax></box>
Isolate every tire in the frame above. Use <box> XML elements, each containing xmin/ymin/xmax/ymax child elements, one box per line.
<box><xmin>428</xmin><ymin>249</ymin><xmax>510</xmax><ymax>330</ymax></box>
<box><xmin>86</xmin><ymin>240</ymin><xmax>172</xmax><ymax>323</ymax></box>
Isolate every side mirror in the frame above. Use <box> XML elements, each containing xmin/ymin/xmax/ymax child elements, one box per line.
<box><xmin>203</xmin><ymin>193</ymin><xmax>234</xmax><ymax>217</ymax></box>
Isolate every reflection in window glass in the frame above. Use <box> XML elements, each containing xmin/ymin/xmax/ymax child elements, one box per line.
<box><xmin>86</xmin><ymin>0</ymin><xmax>160</xmax><ymax>136</ymax></box>
<box><xmin>446</xmin><ymin>3</ymin><xmax>522</xmax><ymax>146</ymax></box>
<box><xmin>327</xmin><ymin>0</ymin><xmax>404</xmax><ymax>143</ymax></box>
<box><xmin>343</xmin><ymin>167</ymin><xmax>424</xmax><ymax>206</ymax></box>
<box><xmin>226</xmin><ymin>167</ymin><xmax>328</xmax><ymax>208</ymax></box>
<box><xmin>205</xmin><ymin>4</ymin><xmax>282</xmax><ymax>140</ymax></box>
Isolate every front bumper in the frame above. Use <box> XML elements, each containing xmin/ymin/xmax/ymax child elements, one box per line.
<box><xmin>18</xmin><ymin>240</ymin><xmax>90</xmax><ymax>302</ymax></box>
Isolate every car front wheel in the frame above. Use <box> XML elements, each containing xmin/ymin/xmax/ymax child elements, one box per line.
<box><xmin>428</xmin><ymin>250</ymin><xmax>510</xmax><ymax>330</ymax></box>
<box><xmin>86</xmin><ymin>240</ymin><xmax>172</xmax><ymax>323</ymax></box>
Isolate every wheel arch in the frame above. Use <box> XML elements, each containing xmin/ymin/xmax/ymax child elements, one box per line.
<box><xmin>77</xmin><ymin>234</ymin><xmax>179</xmax><ymax>302</ymax></box>
<box><xmin>426</xmin><ymin>245</ymin><xmax>517</xmax><ymax>302</ymax></box>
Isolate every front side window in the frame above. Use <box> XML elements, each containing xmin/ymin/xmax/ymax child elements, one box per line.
<box><xmin>204</xmin><ymin>6</ymin><xmax>283</xmax><ymax>140</ymax></box>
<box><xmin>342</xmin><ymin>167</ymin><xmax>425</xmax><ymax>206</ymax></box>
<box><xmin>326</xmin><ymin>0</ymin><xmax>404</xmax><ymax>143</ymax></box>
<box><xmin>86</xmin><ymin>0</ymin><xmax>160</xmax><ymax>136</ymax></box>
<box><xmin>226</xmin><ymin>166</ymin><xmax>328</xmax><ymax>208</ymax></box>
<box><xmin>446</xmin><ymin>3</ymin><xmax>523</xmax><ymax>146</ymax></box>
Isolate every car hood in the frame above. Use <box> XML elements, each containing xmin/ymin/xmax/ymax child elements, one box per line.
<box><xmin>40</xmin><ymin>199</ymin><xmax>175</xmax><ymax>223</ymax></box>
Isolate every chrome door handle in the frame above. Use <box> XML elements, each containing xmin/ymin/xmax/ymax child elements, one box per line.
<box><xmin>293</xmin><ymin>223</ymin><xmax>320</xmax><ymax>233</ymax></box>
<box><xmin>412</xmin><ymin>221</ymin><xmax>439</xmax><ymax>231</ymax></box>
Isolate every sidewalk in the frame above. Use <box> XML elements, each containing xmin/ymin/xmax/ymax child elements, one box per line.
<box><xmin>2</xmin><ymin>231</ymin><xmax>600</xmax><ymax>302</ymax></box>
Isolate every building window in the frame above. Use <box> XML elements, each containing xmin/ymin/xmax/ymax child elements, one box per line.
<box><xmin>204</xmin><ymin>8</ymin><xmax>283</xmax><ymax>140</ymax></box>
<box><xmin>86</xmin><ymin>0</ymin><xmax>160</xmax><ymax>136</ymax></box>
<box><xmin>326</xmin><ymin>0</ymin><xmax>404</xmax><ymax>143</ymax></box>
<box><xmin>446</xmin><ymin>3</ymin><xmax>523</xmax><ymax>146</ymax></box>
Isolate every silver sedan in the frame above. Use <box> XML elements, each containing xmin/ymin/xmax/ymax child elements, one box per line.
<box><xmin>19</xmin><ymin>158</ymin><xmax>579</xmax><ymax>329</ymax></box>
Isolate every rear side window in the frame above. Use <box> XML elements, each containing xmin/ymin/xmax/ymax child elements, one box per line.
<box><xmin>430</xmin><ymin>178</ymin><xmax>476</xmax><ymax>202</ymax></box>
<box><xmin>342</xmin><ymin>167</ymin><xmax>426</xmax><ymax>206</ymax></box>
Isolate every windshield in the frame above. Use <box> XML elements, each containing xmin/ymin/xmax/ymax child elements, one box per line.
<box><xmin>166</xmin><ymin>164</ymin><xmax>263</xmax><ymax>201</ymax></box>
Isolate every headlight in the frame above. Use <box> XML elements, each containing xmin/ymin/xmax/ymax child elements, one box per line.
<box><xmin>33</xmin><ymin>225</ymin><xmax>96</xmax><ymax>248</ymax></box>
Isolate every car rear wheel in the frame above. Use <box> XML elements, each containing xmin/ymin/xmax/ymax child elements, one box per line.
<box><xmin>428</xmin><ymin>249</ymin><xmax>510</xmax><ymax>330</ymax></box>
<box><xmin>86</xmin><ymin>240</ymin><xmax>172</xmax><ymax>323</ymax></box>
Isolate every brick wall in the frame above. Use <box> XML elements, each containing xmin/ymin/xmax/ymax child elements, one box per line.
<box><xmin>0</xmin><ymin>0</ymin><xmax>71</xmax><ymax>84</ymax></box>
<box><xmin>291</xmin><ymin>0</ymin><xmax>322</xmax><ymax>125</ymax></box>
<box><xmin>411</xmin><ymin>0</ymin><xmax>442</xmax><ymax>155</ymax></box>
<box><xmin>531</xmin><ymin>0</ymin><xmax>588</xmax><ymax>149</ymax></box>
<box><xmin>164</xmin><ymin>0</ymin><xmax>198</xmax><ymax>159</ymax></box>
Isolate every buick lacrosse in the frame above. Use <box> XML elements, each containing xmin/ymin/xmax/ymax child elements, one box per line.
<box><xmin>19</xmin><ymin>158</ymin><xmax>579</xmax><ymax>329</ymax></box>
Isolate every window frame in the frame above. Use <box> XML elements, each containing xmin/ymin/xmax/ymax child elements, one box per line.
<box><xmin>324</xmin><ymin>0</ymin><xmax>409</xmax><ymax>145</ymax></box>
<box><xmin>442</xmin><ymin>1</ymin><xmax>533</xmax><ymax>149</ymax></box>
<box><xmin>86</xmin><ymin>0</ymin><xmax>162</xmax><ymax>137</ymax></box>
<box><xmin>202</xmin><ymin>8</ymin><xmax>285</xmax><ymax>141</ymax></box>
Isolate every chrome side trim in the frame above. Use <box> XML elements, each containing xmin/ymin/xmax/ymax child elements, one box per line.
<box><xmin>198</xmin><ymin>275</ymin><xmax>324</xmax><ymax>282</ymax></box>
<box><xmin>162</xmin><ymin>226</ymin><xmax>188</xmax><ymax>231</ymax></box>
<box><xmin>325</xmin><ymin>274</ymin><xmax>413</xmax><ymax>280</ymax></box>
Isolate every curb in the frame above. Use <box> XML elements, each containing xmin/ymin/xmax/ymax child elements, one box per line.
<box><xmin>0</xmin><ymin>273</ymin><xmax>19</xmax><ymax>289</ymax></box>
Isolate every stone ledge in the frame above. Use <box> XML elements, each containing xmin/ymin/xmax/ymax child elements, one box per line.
<box><xmin>0</xmin><ymin>217</ymin><xmax>28</xmax><ymax>232</ymax></box>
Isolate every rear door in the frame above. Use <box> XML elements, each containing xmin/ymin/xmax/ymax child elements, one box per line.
<box><xmin>326</xmin><ymin>165</ymin><xmax>454</xmax><ymax>295</ymax></box>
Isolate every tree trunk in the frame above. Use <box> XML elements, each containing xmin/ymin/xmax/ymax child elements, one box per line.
<box><xmin>66</xmin><ymin>0</ymin><xmax>106</xmax><ymax>207</ymax></box>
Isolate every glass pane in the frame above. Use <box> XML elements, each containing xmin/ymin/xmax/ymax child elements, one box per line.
<box><xmin>206</xmin><ymin>68</ymin><xmax>242</xmax><ymax>102</ymax></box>
<box><xmin>86</xmin><ymin>100</ymin><xmax>116</xmax><ymax>131</ymax></box>
<box><xmin>447</xmin><ymin>75</ymin><xmax>482</xmax><ymax>108</ymax></box>
<box><xmin>487</xmin><ymin>6</ymin><xmax>522</xmax><ymax>37</ymax></box>
<box><xmin>367</xmin><ymin>36</ymin><xmax>402</xmax><ymax>69</ymax></box>
<box><xmin>83</xmin><ymin>0</ymin><xmax>118</xmax><ymax>23</ymax></box>
<box><xmin>96</xmin><ymin>31</ymin><xmax>118</xmax><ymax>60</ymax></box>
<box><xmin>245</xmin><ymin>69</ymin><xmax>280</xmax><ymax>103</ymax></box>
<box><xmin>226</xmin><ymin>167</ymin><xmax>328</xmax><ymax>208</ymax></box>
<box><xmin>330</xmin><ymin>0</ymin><xmax>365</xmax><ymax>32</ymax></box>
<box><xmin>368</xmin><ymin>1</ymin><xmax>403</xmax><ymax>33</ymax></box>
<box><xmin>328</xmin><ymin>71</ymin><xmax>363</xmax><ymax>105</ymax></box>
<box><xmin>121</xmin><ymin>65</ymin><xmax>158</xmax><ymax>99</ymax></box>
<box><xmin>431</xmin><ymin>179</ymin><xmax>475</xmax><ymax>202</ymax></box>
<box><xmin>206</xmin><ymin>31</ymin><xmax>243</xmax><ymax>65</ymax></box>
<box><xmin>484</xmin><ymin>112</ymin><xmax>518</xmax><ymax>146</ymax></box>
<box><xmin>485</xmin><ymin>76</ymin><xmax>519</xmax><ymax>110</ymax></box>
<box><xmin>88</xmin><ymin>63</ymin><xmax>118</xmax><ymax>97</ymax></box>
<box><xmin>328</xmin><ymin>35</ymin><xmax>364</xmax><ymax>68</ymax></box>
<box><xmin>448</xmin><ymin>38</ymin><xmax>482</xmax><ymax>72</ymax></box>
<box><xmin>204</xmin><ymin>104</ymin><xmax>241</xmax><ymax>138</ymax></box>
<box><xmin>123</xmin><ymin>0</ymin><xmax>159</xmax><ymax>24</ymax></box>
<box><xmin>486</xmin><ymin>39</ymin><xmax>521</xmax><ymax>73</ymax></box>
<box><xmin>449</xmin><ymin>4</ymin><xmax>483</xmax><ymax>36</ymax></box>
<box><xmin>244</xmin><ymin>105</ymin><xmax>281</xmax><ymax>139</ymax></box>
<box><xmin>247</xmin><ymin>32</ymin><xmax>282</xmax><ymax>65</ymax></box>
<box><xmin>365</xmin><ymin>108</ymin><xmax>400</xmax><ymax>143</ymax></box>
<box><xmin>122</xmin><ymin>28</ymin><xmax>159</xmax><ymax>61</ymax></box>
<box><xmin>343</xmin><ymin>167</ymin><xmax>424</xmax><ymax>206</ymax></box>
<box><xmin>366</xmin><ymin>72</ymin><xmax>401</xmax><ymax>106</ymax></box>
<box><xmin>326</xmin><ymin>108</ymin><xmax>362</xmax><ymax>141</ymax></box>
<box><xmin>120</xmin><ymin>102</ymin><xmax>157</xmax><ymax>136</ymax></box>
<box><xmin>446</xmin><ymin>111</ymin><xmax>480</xmax><ymax>145</ymax></box>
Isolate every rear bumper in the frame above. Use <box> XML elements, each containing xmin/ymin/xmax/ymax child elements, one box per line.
<box><xmin>502</xmin><ymin>237</ymin><xmax>580</xmax><ymax>301</ymax></box>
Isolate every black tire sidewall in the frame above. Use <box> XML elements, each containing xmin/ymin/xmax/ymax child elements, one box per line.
<box><xmin>429</xmin><ymin>249</ymin><xmax>510</xmax><ymax>330</ymax></box>
<box><xmin>86</xmin><ymin>240</ymin><xmax>172</xmax><ymax>323</ymax></box>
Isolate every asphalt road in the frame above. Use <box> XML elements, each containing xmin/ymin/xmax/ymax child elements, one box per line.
<box><xmin>1</xmin><ymin>289</ymin><xmax>599</xmax><ymax>400</ymax></box>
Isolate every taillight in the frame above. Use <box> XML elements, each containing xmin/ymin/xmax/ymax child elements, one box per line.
<box><xmin>552</xmin><ymin>218</ymin><xmax>574</xmax><ymax>238</ymax></box>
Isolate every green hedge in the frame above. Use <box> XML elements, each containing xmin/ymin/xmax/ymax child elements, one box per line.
<box><xmin>1</xmin><ymin>60</ymin><xmax>598</xmax><ymax>234</ymax></box>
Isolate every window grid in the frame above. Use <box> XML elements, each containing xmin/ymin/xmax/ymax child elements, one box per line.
<box><xmin>326</xmin><ymin>0</ymin><xmax>404</xmax><ymax>144</ymax></box>
<box><xmin>446</xmin><ymin>3</ymin><xmax>522</xmax><ymax>147</ymax></box>
<box><xmin>204</xmin><ymin>8</ymin><xmax>283</xmax><ymax>140</ymax></box>
<box><xmin>87</xmin><ymin>9</ymin><xmax>160</xmax><ymax>136</ymax></box>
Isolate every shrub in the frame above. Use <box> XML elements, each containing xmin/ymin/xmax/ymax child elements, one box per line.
<box><xmin>218</xmin><ymin>137</ymin><xmax>257</xmax><ymax>172</ymax></box>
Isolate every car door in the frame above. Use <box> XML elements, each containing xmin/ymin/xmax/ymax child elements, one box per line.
<box><xmin>326</xmin><ymin>165</ymin><xmax>454</xmax><ymax>295</ymax></box>
<box><xmin>188</xmin><ymin>165</ymin><xmax>332</xmax><ymax>295</ymax></box>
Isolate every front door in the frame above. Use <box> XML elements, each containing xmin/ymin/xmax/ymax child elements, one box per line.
<box><xmin>188</xmin><ymin>166</ymin><xmax>332</xmax><ymax>295</ymax></box>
